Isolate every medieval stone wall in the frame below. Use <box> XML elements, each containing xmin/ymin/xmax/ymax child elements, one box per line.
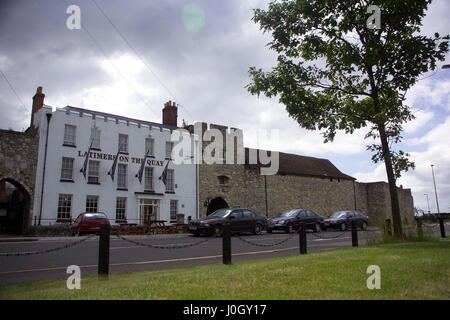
<box><xmin>0</xmin><ymin>129</ymin><xmax>39</xmax><ymax>231</ymax></box>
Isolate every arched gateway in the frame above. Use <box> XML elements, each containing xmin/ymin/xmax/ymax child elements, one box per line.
<box><xmin>206</xmin><ymin>197</ymin><xmax>229</xmax><ymax>216</ymax></box>
<box><xmin>0</xmin><ymin>179</ymin><xmax>32</xmax><ymax>234</ymax></box>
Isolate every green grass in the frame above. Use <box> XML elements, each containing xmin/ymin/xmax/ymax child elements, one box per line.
<box><xmin>1</xmin><ymin>239</ymin><xmax>449</xmax><ymax>300</ymax></box>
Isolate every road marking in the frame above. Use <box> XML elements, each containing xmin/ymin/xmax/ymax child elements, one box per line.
<box><xmin>2</xmin><ymin>245</ymin><xmax>334</xmax><ymax>276</ymax></box>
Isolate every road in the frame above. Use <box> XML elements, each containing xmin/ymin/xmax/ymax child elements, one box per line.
<box><xmin>0</xmin><ymin>224</ymin><xmax>445</xmax><ymax>287</ymax></box>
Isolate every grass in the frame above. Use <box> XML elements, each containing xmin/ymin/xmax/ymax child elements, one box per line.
<box><xmin>0</xmin><ymin>239</ymin><xmax>449</xmax><ymax>300</ymax></box>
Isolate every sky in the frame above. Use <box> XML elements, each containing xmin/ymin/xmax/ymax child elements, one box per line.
<box><xmin>0</xmin><ymin>0</ymin><xmax>449</xmax><ymax>213</ymax></box>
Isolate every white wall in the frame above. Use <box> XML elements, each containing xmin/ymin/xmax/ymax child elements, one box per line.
<box><xmin>33</xmin><ymin>106</ymin><xmax>198</xmax><ymax>225</ymax></box>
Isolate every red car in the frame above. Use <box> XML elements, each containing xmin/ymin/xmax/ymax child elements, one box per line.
<box><xmin>71</xmin><ymin>212</ymin><xmax>110</xmax><ymax>236</ymax></box>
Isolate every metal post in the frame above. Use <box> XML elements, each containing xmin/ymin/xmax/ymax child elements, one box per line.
<box><xmin>98</xmin><ymin>223</ymin><xmax>110</xmax><ymax>279</ymax></box>
<box><xmin>351</xmin><ymin>221</ymin><xmax>358</xmax><ymax>247</ymax></box>
<box><xmin>222</xmin><ymin>223</ymin><xmax>231</xmax><ymax>265</ymax></box>
<box><xmin>299</xmin><ymin>223</ymin><xmax>307</xmax><ymax>254</ymax></box>
<box><xmin>439</xmin><ymin>218</ymin><xmax>446</xmax><ymax>238</ymax></box>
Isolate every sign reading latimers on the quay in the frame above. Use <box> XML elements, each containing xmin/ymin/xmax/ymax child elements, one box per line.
<box><xmin>77</xmin><ymin>150</ymin><xmax>165</xmax><ymax>166</ymax></box>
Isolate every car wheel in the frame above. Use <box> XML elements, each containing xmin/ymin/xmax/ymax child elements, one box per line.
<box><xmin>340</xmin><ymin>223</ymin><xmax>346</xmax><ymax>231</ymax></box>
<box><xmin>321</xmin><ymin>225</ymin><xmax>327</xmax><ymax>231</ymax></box>
<box><xmin>361</xmin><ymin>222</ymin><xmax>367</xmax><ymax>231</ymax></box>
<box><xmin>253</xmin><ymin>223</ymin><xmax>263</xmax><ymax>235</ymax></box>
<box><xmin>213</xmin><ymin>225</ymin><xmax>223</xmax><ymax>237</ymax></box>
<box><xmin>285</xmin><ymin>224</ymin><xmax>293</xmax><ymax>234</ymax></box>
<box><xmin>314</xmin><ymin>224</ymin><xmax>321</xmax><ymax>233</ymax></box>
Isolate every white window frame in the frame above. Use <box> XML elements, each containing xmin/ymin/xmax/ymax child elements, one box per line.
<box><xmin>166</xmin><ymin>169</ymin><xmax>174</xmax><ymax>192</ymax></box>
<box><xmin>170</xmin><ymin>199</ymin><xmax>178</xmax><ymax>223</ymax></box>
<box><xmin>117</xmin><ymin>163</ymin><xmax>127</xmax><ymax>189</ymax></box>
<box><xmin>119</xmin><ymin>134</ymin><xmax>128</xmax><ymax>153</ymax></box>
<box><xmin>116</xmin><ymin>197</ymin><xmax>127</xmax><ymax>222</ymax></box>
<box><xmin>63</xmin><ymin>124</ymin><xmax>76</xmax><ymax>146</ymax></box>
<box><xmin>60</xmin><ymin>157</ymin><xmax>74</xmax><ymax>180</ymax></box>
<box><xmin>145</xmin><ymin>138</ymin><xmax>154</xmax><ymax>157</ymax></box>
<box><xmin>57</xmin><ymin>194</ymin><xmax>72</xmax><ymax>221</ymax></box>
<box><xmin>165</xmin><ymin>141</ymin><xmax>173</xmax><ymax>159</ymax></box>
<box><xmin>88</xmin><ymin>160</ymin><xmax>100</xmax><ymax>184</ymax></box>
<box><xmin>86</xmin><ymin>195</ymin><xmax>99</xmax><ymax>213</ymax></box>
<box><xmin>91</xmin><ymin>126</ymin><xmax>101</xmax><ymax>149</ymax></box>
<box><xmin>144</xmin><ymin>166</ymin><xmax>153</xmax><ymax>191</ymax></box>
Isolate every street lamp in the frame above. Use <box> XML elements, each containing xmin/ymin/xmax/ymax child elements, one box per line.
<box><xmin>424</xmin><ymin>194</ymin><xmax>431</xmax><ymax>214</ymax></box>
<box><xmin>430</xmin><ymin>164</ymin><xmax>440</xmax><ymax>214</ymax></box>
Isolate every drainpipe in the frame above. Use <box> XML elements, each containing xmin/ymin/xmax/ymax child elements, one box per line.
<box><xmin>264</xmin><ymin>175</ymin><xmax>268</xmax><ymax>217</ymax></box>
<box><xmin>38</xmin><ymin>112</ymin><xmax>52</xmax><ymax>225</ymax></box>
<box><xmin>353</xmin><ymin>180</ymin><xmax>357</xmax><ymax>210</ymax></box>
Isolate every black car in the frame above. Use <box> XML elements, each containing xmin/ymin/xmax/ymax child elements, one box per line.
<box><xmin>188</xmin><ymin>208</ymin><xmax>268</xmax><ymax>236</ymax></box>
<box><xmin>267</xmin><ymin>209</ymin><xmax>324</xmax><ymax>233</ymax></box>
<box><xmin>323</xmin><ymin>211</ymin><xmax>369</xmax><ymax>231</ymax></box>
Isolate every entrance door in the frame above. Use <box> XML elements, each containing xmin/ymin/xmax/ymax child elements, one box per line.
<box><xmin>139</xmin><ymin>199</ymin><xmax>159</xmax><ymax>225</ymax></box>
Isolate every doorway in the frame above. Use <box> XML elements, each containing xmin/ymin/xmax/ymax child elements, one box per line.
<box><xmin>207</xmin><ymin>197</ymin><xmax>229</xmax><ymax>216</ymax></box>
<box><xmin>139</xmin><ymin>199</ymin><xmax>159</xmax><ymax>225</ymax></box>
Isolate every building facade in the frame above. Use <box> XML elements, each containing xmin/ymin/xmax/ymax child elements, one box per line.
<box><xmin>32</xmin><ymin>95</ymin><xmax>198</xmax><ymax>226</ymax></box>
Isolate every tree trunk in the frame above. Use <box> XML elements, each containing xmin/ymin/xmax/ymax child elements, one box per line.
<box><xmin>378</xmin><ymin>124</ymin><xmax>403</xmax><ymax>237</ymax></box>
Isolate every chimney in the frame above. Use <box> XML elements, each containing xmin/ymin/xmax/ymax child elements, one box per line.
<box><xmin>30</xmin><ymin>86</ymin><xmax>45</xmax><ymax>128</ymax></box>
<box><xmin>162</xmin><ymin>100</ymin><xmax>178</xmax><ymax>127</ymax></box>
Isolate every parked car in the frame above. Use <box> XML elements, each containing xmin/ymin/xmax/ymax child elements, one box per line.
<box><xmin>188</xmin><ymin>208</ymin><xmax>268</xmax><ymax>236</ymax></box>
<box><xmin>323</xmin><ymin>211</ymin><xmax>369</xmax><ymax>231</ymax></box>
<box><xmin>71</xmin><ymin>212</ymin><xmax>110</xmax><ymax>236</ymax></box>
<box><xmin>267</xmin><ymin>209</ymin><xmax>324</xmax><ymax>233</ymax></box>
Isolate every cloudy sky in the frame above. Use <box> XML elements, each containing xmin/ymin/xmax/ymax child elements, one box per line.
<box><xmin>1</xmin><ymin>0</ymin><xmax>449</xmax><ymax>213</ymax></box>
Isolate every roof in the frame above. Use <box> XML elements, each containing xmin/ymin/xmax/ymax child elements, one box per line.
<box><xmin>245</xmin><ymin>148</ymin><xmax>355</xmax><ymax>180</ymax></box>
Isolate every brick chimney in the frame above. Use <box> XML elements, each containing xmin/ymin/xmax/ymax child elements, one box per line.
<box><xmin>162</xmin><ymin>100</ymin><xmax>178</xmax><ymax>127</ymax></box>
<box><xmin>30</xmin><ymin>86</ymin><xmax>45</xmax><ymax>128</ymax></box>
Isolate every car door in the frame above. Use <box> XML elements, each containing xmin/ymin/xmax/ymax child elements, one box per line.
<box><xmin>241</xmin><ymin>209</ymin><xmax>257</xmax><ymax>233</ymax></box>
<box><xmin>346</xmin><ymin>211</ymin><xmax>356</xmax><ymax>227</ymax></box>
<box><xmin>228</xmin><ymin>209</ymin><xmax>243</xmax><ymax>233</ymax></box>
<box><xmin>297</xmin><ymin>210</ymin><xmax>308</xmax><ymax>226</ymax></box>
<box><xmin>306</xmin><ymin>210</ymin><xmax>316</xmax><ymax>228</ymax></box>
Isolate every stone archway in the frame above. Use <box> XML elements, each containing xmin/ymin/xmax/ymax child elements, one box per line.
<box><xmin>0</xmin><ymin>178</ymin><xmax>31</xmax><ymax>234</ymax></box>
<box><xmin>207</xmin><ymin>197</ymin><xmax>229</xmax><ymax>216</ymax></box>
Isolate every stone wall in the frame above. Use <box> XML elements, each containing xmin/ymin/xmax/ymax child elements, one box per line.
<box><xmin>0</xmin><ymin>129</ymin><xmax>39</xmax><ymax>232</ymax></box>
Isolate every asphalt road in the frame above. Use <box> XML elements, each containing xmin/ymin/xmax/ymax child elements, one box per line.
<box><xmin>0</xmin><ymin>224</ymin><xmax>446</xmax><ymax>287</ymax></box>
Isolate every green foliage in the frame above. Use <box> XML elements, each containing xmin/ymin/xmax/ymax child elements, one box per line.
<box><xmin>247</xmin><ymin>0</ymin><xmax>449</xmax><ymax>178</ymax></box>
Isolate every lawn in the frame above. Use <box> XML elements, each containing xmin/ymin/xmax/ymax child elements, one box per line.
<box><xmin>0</xmin><ymin>239</ymin><xmax>449</xmax><ymax>300</ymax></box>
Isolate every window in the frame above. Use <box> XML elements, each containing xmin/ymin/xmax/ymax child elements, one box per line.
<box><xmin>119</xmin><ymin>134</ymin><xmax>128</xmax><ymax>153</ymax></box>
<box><xmin>145</xmin><ymin>138</ymin><xmax>154</xmax><ymax>157</ymax></box>
<box><xmin>242</xmin><ymin>209</ymin><xmax>256</xmax><ymax>218</ymax></box>
<box><xmin>57</xmin><ymin>194</ymin><xmax>72</xmax><ymax>221</ymax></box>
<box><xmin>116</xmin><ymin>197</ymin><xmax>127</xmax><ymax>222</ymax></box>
<box><xmin>166</xmin><ymin>169</ymin><xmax>174</xmax><ymax>192</ymax></box>
<box><xmin>91</xmin><ymin>126</ymin><xmax>101</xmax><ymax>149</ymax></box>
<box><xmin>229</xmin><ymin>210</ymin><xmax>242</xmax><ymax>219</ymax></box>
<box><xmin>170</xmin><ymin>200</ymin><xmax>178</xmax><ymax>223</ymax></box>
<box><xmin>63</xmin><ymin>124</ymin><xmax>76</xmax><ymax>146</ymax></box>
<box><xmin>144</xmin><ymin>166</ymin><xmax>153</xmax><ymax>191</ymax></box>
<box><xmin>86</xmin><ymin>195</ymin><xmax>99</xmax><ymax>213</ymax></box>
<box><xmin>60</xmin><ymin>157</ymin><xmax>74</xmax><ymax>180</ymax></box>
<box><xmin>88</xmin><ymin>160</ymin><xmax>100</xmax><ymax>184</ymax></box>
<box><xmin>117</xmin><ymin>163</ymin><xmax>127</xmax><ymax>189</ymax></box>
<box><xmin>165</xmin><ymin>141</ymin><xmax>173</xmax><ymax>159</ymax></box>
<box><xmin>218</xmin><ymin>175</ymin><xmax>229</xmax><ymax>186</ymax></box>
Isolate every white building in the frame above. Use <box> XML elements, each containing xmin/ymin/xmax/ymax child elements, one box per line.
<box><xmin>31</xmin><ymin>94</ymin><xmax>198</xmax><ymax>226</ymax></box>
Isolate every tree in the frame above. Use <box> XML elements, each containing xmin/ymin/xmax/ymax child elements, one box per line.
<box><xmin>247</xmin><ymin>0</ymin><xmax>448</xmax><ymax>237</ymax></box>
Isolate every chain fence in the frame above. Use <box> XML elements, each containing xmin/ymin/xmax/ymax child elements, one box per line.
<box><xmin>236</xmin><ymin>233</ymin><xmax>297</xmax><ymax>247</ymax></box>
<box><xmin>0</xmin><ymin>234</ymin><xmax>96</xmax><ymax>257</ymax></box>
<box><xmin>114</xmin><ymin>234</ymin><xmax>216</xmax><ymax>249</ymax></box>
<box><xmin>309</xmin><ymin>230</ymin><xmax>350</xmax><ymax>239</ymax></box>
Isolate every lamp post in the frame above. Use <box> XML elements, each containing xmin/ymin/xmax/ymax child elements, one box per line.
<box><xmin>430</xmin><ymin>164</ymin><xmax>440</xmax><ymax>214</ymax></box>
<box><xmin>424</xmin><ymin>194</ymin><xmax>431</xmax><ymax>214</ymax></box>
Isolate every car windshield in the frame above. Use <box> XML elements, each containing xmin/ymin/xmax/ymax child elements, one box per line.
<box><xmin>210</xmin><ymin>208</ymin><xmax>233</xmax><ymax>218</ymax></box>
<box><xmin>279</xmin><ymin>210</ymin><xmax>298</xmax><ymax>217</ymax></box>
<box><xmin>84</xmin><ymin>213</ymin><xmax>107</xmax><ymax>220</ymax></box>
<box><xmin>329</xmin><ymin>211</ymin><xmax>347</xmax><ymax>219</ymax></box>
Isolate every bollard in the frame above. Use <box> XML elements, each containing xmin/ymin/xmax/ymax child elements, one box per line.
<box><xmin>222</xmin><ymin>223</ymin><xmax>232</xmax><ymax>265</ymax></box>
<box><xmin>299</xmin><ymin>223</ymin><xmax>307</xmax><ymax>254</ymax></box>
<box><xmin>351</xmin><ymin>221</ymin><xmax>358</xmax><ymax>247</ymax></box>
<box><xmin>439</xmin><ymin>218</ymin><xmax>446</xmax><ymax>238</ymax></box>
<box><xmin>417</xmin><ymin>218</ymin><xmax>423</xmax><ymax>240</ymax></box>
<box><xmin>98</xmin><ymin>223</ymin><xmax>110</xmax><ymax>280</ymax></box>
